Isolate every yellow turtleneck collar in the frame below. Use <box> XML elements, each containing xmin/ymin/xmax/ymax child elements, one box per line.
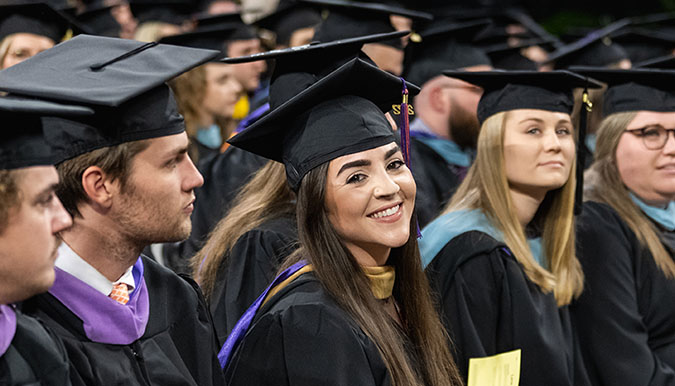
<box><xmin>362</xmin><ymin>265</ymin><xmax>396</xmax><ymax>300</ymax></box>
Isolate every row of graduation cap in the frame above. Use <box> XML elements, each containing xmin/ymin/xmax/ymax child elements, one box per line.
<box><xmin>4</xmin><ymin>0</ymin><xmax>675</xmax><ymax>71</ymax></box>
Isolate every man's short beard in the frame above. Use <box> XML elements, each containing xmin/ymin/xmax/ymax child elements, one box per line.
<box><xmin>448</xmin><ymin>103</ymin><xmax>480</xmax><ymax>150</ymax></box>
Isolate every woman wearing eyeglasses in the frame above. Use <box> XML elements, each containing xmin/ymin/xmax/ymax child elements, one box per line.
<box><xmin>570</xmin><ymin>69</ymin><xmax>675</xmax><ymax>386</ymax></box>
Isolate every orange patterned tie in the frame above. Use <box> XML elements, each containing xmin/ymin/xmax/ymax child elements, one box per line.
<box><xmin>109</xmin><ymin>283</ymin><xmax>129</xmax><ymax>305</ymax></box>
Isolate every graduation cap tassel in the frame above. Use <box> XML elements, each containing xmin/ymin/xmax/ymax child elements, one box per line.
<box><xmin>399</xmin><ymin>77</ymin><xmax>422</xmax><ymax>238</ymax></box>
<box><xmin>399</xmin><ymin>78</ymin><xmax>411</xmax><ymax>166</ymax></box>
<box><xmin>574</xmin><ymin>87</ymin><xmax>593</xmax><ymax>215</ymax></box>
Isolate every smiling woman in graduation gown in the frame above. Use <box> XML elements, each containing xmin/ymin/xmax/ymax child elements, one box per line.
<box><xmin>219</xmin><ymin>56</ymin><xmax>463</xmax><ymax>386</ymax></box>
<box><xmin>569</xmin><ymin>68</ymin><xmax>675</xmax><ymax>386</ymax></box>
<box><xmin>420</xmin><ymin>70</ymin><xmax>599</xmax><ymax>386</ymax></box>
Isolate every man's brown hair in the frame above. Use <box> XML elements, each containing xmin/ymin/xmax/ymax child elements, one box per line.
<box><xmin>0</xmin><ymin>170</ymin><xmax>21</xmax><ymax>232</ymax></box>
<box><xmin>56</xmin><ymin>140</ymin><xmax>150</xmax><ymax>217</ymax></box>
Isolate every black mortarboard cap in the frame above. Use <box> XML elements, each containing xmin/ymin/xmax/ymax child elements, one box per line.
<box><xmin>569</xmin><ymin>66</ymin><xmax>675</xmax><ymax>116</ymax></box>
<box><xmin>158</xmin><ymin>24</ymin><xmax>240</xmax><ymax>57</ymax></box>
<box><xmin>129</xmin><ymin>0</ymin><xmax>195</xmax><ymax>25</ymax></box>
<box><xmin>483</xmin><ymin>38</ymin><xmax>553</xmax><ymax>70</ymax></box>
<box><xmin>403</xmin><ymin>19</ymin><xmax>491</xmax><ymax>86</ymax></box>
<box><xmin>222</xmin><ymin>30</ymin><xmax>407</xmax><ymax>109</ymax></box>
<box><xmin>0</xmin><ymin>34</ymin><xmax>219</xmax><ymax>162</ymax></box>
<box><xmin>611</xmin><ymin>27</ymin><xmax>675</xmax><ymax>64</ymax></box>
<box><xmin>0</xmin><ymin>2</ymin><xmax>87</xmax><ymax>42</ymax></box>
<box><xmin>303</xmin><ymin>0</ymin><xmax>431</xmax><ymax>49</ymax></box>
<box><xmin>193</xmin><ymin>12</ymin><xmax>257</xmax><ymax>40</ymax></box>
<box><xmin>75</xmin><ymin>4</ymin><xmax>121</xmax><ymax>38</ymax></box>
<box><xmin>253</xmin><ymin>0</ymin><xmax>321</xmax><ymax>46</ymax></box>
<box><xmin>635</xmin><ymin>54</ymin><xmax>675</xmax><ymax>69</ymax></box>
<box><xmin>0</xmin><ymin>96</ymin><xmax>93</xmax><ymax>170</ymax></box>
<box><xmin>228</xmin><ymin>57</ymin><xmax>419</xmax><ymax>190</ymax></box>
<box><xmin>441</xmin><ymin>70</ymin><xmax>603</xmax><ymax>124</ymax></box>
<box><xmin>546</xmin><ymin>19</ymin><xmax>631</xmax><ymax>69</ymax></box>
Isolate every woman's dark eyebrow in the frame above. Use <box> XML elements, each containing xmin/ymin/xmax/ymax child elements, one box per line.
<box><xmin>519</xmin><ymin>118</ymin><xmax>544</xmax><ymax>124</ymax></box>
<box><xmin>385</xmin><ymin>147</ymin><xmax>399</xmax><ymax>159</ymax></box>
<box><xmin>337</xmin><ymin>160</ymin><xmax>370</xmax><ymax>176</ymax></box>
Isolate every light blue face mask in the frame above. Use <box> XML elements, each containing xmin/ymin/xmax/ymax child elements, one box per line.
<box><xmin>196</xmin><ymin>124</ymin><xmax>222</xmax><ymax>150</ymax></box>
<box><xmin>630</xmin><ymin>192</ymin><xmax>675</xmax><ymax>231</ymax></box>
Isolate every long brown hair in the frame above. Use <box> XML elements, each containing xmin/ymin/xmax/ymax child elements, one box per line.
<box><xmin>585</xmin><ymin>111</ymin><xmax>675</xmax><ymax>277</ymax></box>
<box><xmin>169</xmin><ymin>66</ymin><xmax>207</xmax><ymax>138</ymax></box>
<box><xmin>191</xmin><ymin>160</ymin><xmax>295</xmax><ymax>300</ymax></box>
<box><xmin>282</xmin><ymin>161</ymin><xmax>463</xmax><ymax>386</ymax></box>
<box><xmin>444</xmin><ymin>111</ymin><xmax>583</xmax><ymax>306</ymax></box>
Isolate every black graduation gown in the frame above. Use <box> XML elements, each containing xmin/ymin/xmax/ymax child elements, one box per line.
<box><xmin>425</xmin><ymin>231</ymin><xmax>589</xmax><ymax>386</ymax></box>
<box><xmin>210</xmin><ymin>214</ymin><xmax>298</xmax><ymax>343</ymax></box>
<box><xmin>0</xmin><ymin>310</ymin><xmax>71</xmax><ymax>386</ymax></box>
<box><xmin>171</xmin><ymin>147</ymin><xmax>268</xmax><ymax>272</ymax></box>
<box><xmin>224</xmin><ymin>272</ymin><xmax>393</xmax><ymax>386</ymax></box>
<box><xmin>410</xmin><ymin>137</ymin><xmax>465</xmax><ymax>227</ymax></box>
<box><xmin>21</xmin><ymin>256</ymin><xmax>225</xmax><ymax>386</ymax></box>
<box><xmin>572</xmin><ymin>201</ymin><xmax>675</xmax><ymax>386</ymax></box>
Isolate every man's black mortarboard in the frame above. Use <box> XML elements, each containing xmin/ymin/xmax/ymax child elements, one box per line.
<box><xmin>253</xmin><ymin>0</ymin><xmax>321</xmax><ymax>46</ymax></box>
<box><xmin>302</xmin><ymin>0</ymin><xmax>431</xmax><ymax>49</ymax></box>
<box><xmin>546</xmin><ymin>19</ymin><xmax>631</xmax><ymax>69</ymax></box>
<box><xmin>222</xmin><ymin>30</ymin><xmax>407</xmax><ymax>109</ymax></box>
<box><xmin>402</xmin><ymin>19</ymin><xmax>491</xmax><ymax>86</ymax></box>
<box><xmin>635</xmin><ymin>54</ymin><xmax>675</xmax><ymax>69</ymax></box>
<box><xmin>0</xmin><ymin>34</ymin><xmax>219</xmax><ymax>162</ymax></box>
<box><xmin>129</xmin><ymin>0</ymin><xmax>195</xmax><ymax>25</ymax></box>
<box><xmin>569</xmin><ymin>67</ymin><xmax>675</xmax><ymax>116</ymax></box>
<box><xmin>228</xmin><ymin>57</ymin><xmax>419</xmax><ymax>191</ymax></box>
<box><xmin>0</xmin><ymin>2</ymin><xmax>87</xmax><ymax>42</ymax></box>
<box><xmin>193</xmin><ymin>12</ymin><xmax>257</xmax><ymax>40</ymax></box>
<box><xmin>442</xmin><ymin>69</ymin><xmax>603</xmax><ymax>214</ymax></box>
<box><xmin>0</xmin><ymin>96</ymin><xmax>93</xmax><ymax>169</ymax></box>
<box><xmin>158</xmin><ymin>24</ymin><xmax>240</xmax><ymax>57</ymax></box>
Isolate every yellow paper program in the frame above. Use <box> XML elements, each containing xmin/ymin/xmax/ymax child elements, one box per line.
<box><xmin>467</xmin><ymin>349</ymin><xmax>521</xmax><ymax>386</ymax></box>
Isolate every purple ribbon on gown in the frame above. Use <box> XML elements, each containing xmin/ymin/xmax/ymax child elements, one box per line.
<box><xmin>0</xmin><ymin>304</ymin><xmax>17</xmax><ymax>356</ymax></box>
<box><xmin>48</xmin><ymin>257</ymin><xmax>150</xmax><ymax>345</ymax></box>
<box><xmin>218</xmin><ymin>260</ymin><xmax>308</xmax><ymax>368</ymax></box>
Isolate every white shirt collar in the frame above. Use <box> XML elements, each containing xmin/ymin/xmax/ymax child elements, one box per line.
<box><xmin>55</xmin><ymin>242</ymin><xmax>136</xmax><ymax>296</ymax></box>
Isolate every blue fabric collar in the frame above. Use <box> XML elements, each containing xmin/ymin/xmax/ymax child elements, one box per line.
<box><xmin>196</xmin><ymin>124</ymin><xmax>223</xmax><ymax>150</ymax></box>
<box><xmin>585</xmin><ymin>133</ymin><xmax>597</xmax><ymax>154</ymax></box>
<box><xmin>410</xmin><ymin>119</ymin><xmax>472</xmax><ymax>167</ymax></box>
<box><xmin>420</xmin><ymin>208</ymin><xmax>544</xmax><ymax>268</ymax></box>
<box><xmin>630</xmin><ymin>192</ymin><xmax>675</xmax><ymax>231</ymax></box>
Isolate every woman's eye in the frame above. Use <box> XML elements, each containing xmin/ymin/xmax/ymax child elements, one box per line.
<box><xmin>642</xmin><ymin>127</ymin><xmax>662</xmax><ymax>137</ymax></box>
<box><xmin>526</xmin><ymin>127</ymin><xmax>541</xmax><ymax>134</ymax></box>
<box><xmin>387</xmin><ymin>160</ymin><xmax>404</xmax><ymax>170</ymax></box>
<box><xmin>556</xmin><ymin>127</ymin><xmax>571</xmax><ymax>135</ymax></box>
<box><xmin>40</xmin><ymin>193</ymin><xmax>55</xmax><ymax>207</ymax></box>
<box><xmin>347</xmin><ymin>173</ymin><xmax>366</xmax><ymax>184</ymax></box>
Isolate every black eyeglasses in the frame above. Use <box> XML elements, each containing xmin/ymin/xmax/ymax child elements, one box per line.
<box><xmin>625</xmin><ymin>125</ymin><xmax>675</xmax><ymax>150</ymax></box>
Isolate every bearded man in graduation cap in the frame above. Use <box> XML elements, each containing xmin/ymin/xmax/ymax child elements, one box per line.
<box><xmin>402</xmin><ymin>19</ymin><xmax>493</xmax><ymax>226</ymax></box>
<box><xmin>0</xmin><ymin>35</ymin><xmax>226</xmax><ymax>386</ymax></box>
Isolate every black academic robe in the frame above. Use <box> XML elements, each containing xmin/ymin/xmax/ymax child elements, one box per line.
<box><xmin>410</xmin><ymin>137</ymin><xmax>465</xmax><ymax>227</ymax></box>
<box><xmin>170</xmin><ymin>147</ymin><xmax>268</xmax><ymax>272</ymax></box>
<box><xmin>210</xmin><ymin>214</ymin><xmax>298</xmax><ymax>343</ymax></box>
<box><xmin>224</xmin><ymin>272</ymin><xmax>393</xmax><ymax>386</ymax></box>
<box><xmin>0</xmin><ymin>310</ymin><xmax>71</xmax><ymax>386</ymax></box>
<box><xmin>572</xmin><ymin>201</ymin><xmax>675</xmax><ymax>386</ymax></box>
<box><xmin>21</xmin><ymin>256</ymin><xmax>225</xmax><ymax>386</ymax></box>
<box><xmin>425</xmin><ymin>231</ymin><xmax>589</xmax><ymax>386</ymax></box>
